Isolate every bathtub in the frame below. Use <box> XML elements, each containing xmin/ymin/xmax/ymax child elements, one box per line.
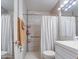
<box><xmin>1</xmin><ymin>51</ymin><xmax>8</xmax><ymax>56</ymax></box>
<box><xmin>1</xmin><ymin>51</ymin><xmax>8</xmax><ymax>59</ymax></box>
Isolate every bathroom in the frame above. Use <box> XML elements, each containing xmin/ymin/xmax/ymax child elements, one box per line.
<box><xmin>1</xmin><ymin>0</ymin><xmax>78</xmax><ymax>59</ymax></box>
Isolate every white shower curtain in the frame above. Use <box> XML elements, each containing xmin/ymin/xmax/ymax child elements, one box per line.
<box><xmin>59</xmin><ymin>16</ymin><xmax>76</xmax><ymax>40</ymax></box>
<box><xmin>1</xmin><ymin>15</ymin><xmax>12</xmax><ymax>54</ymax></box>
<box><xmin>41</xmin><ymin>16</ymin><xmax>76</xmax><ymax>52</ymax></box>
<box><xmin>41</xmin><ymin>16</ymin><xmax>58</xmax><ymax>52</ymax></box>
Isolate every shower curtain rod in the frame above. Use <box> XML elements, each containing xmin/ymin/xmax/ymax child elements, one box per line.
<box><xmin>23</xmin><ymin>14</ymin><xmax>57</xmax><ymax>16</ymax></box>
<box><xmin>23</xmin><ymin>13</ymin><xmax>45</xmax><ymax>16</ymax></box>
<box><xmin>26</xmin><ymin>9</ymin><xmax>28</xmax><ymax>52</ymax></box>
<box><xmin>23</xmin><ymin>14</ymin><xmax>41</xmax><ymax>15</ymax></box>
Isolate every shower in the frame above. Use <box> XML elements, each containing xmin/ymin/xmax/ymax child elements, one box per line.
<box><xmin>23</xmin><ymin>13</ymin><xmax>42</xmax><ymax>52</ymax></box>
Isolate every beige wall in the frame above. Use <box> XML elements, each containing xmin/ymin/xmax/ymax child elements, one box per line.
<box><xmin>50</xmin><ymin>0</ymin><xmax>60</xmax><ymax>16</ymax></box>
<box><xmin>27</xmin><ymin>15</ymin><xmax>42</xmax><ymax>52</ymax></box>
<box><xmin>30</xmin><ymin>25</ymin><xmax>41</xmax><ymax>52</ymax></box>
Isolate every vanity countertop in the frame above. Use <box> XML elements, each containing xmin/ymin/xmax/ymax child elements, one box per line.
<box><xmin>55</xmin><ymin>41</ymin><xmax>78</xmax><ymax>54</ymax></box>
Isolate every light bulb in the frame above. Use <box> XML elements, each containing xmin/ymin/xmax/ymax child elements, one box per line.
<box><xmin>64</xmin><ymin>0</ymin><xmax>69</xmax><ymax>4</ymax></box>
<box><xmin>72</xmin><ymin>1</ymin><xmax>76</xmax><ymax>5</ymax></box>
<box><xmin>65</xmin><ymin>8</ymin><xmax>68</xmax><ymax>11</ymax></box>
<box><xmin>60</xmin><ymin>5</ymin><xmax>64</xmax><ymax>8</ymax></box>
<box><xmin>70</xmin><ymin>0</ymin><xmax>73</xmax><ymax>3</ymax></box>
<box><xmin>58</xmin><ymin>8</ymin><xmax>61</xmax><ymax>10</ymax></box>
<box><xmin>68</xmin><ymin>5</ymin><xmax>72</xmax><ymax>8</ymax></box>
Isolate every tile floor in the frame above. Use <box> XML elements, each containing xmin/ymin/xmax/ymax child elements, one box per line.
<box><xmin>1</xmin><ymin>54</ymin><xmax>12</xmax><ymax>59</ymax></box>
<box><xmin>25</xmin><ymin>52</ymin><xmax>43</xmax><ymax>59</ymax></box>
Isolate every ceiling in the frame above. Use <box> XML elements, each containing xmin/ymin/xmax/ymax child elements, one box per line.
<box><xmin>1</xmin><ymin>0</ymin><xmax>78</xmax><ymax>16</ymax></box>
<box><xmin>23</xmin><ymin>0</ymin><xmax>59</xmax><ymax>11</ymax></box>
<box><xmin>1</xmin><ymin>0</ymin><xmax>59</xmax><ymax>12</ymax></box>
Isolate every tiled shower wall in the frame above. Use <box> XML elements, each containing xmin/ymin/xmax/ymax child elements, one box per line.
<box><xmin>24</xmin><ymin>15</ymin><xmax>42</xmax><ymax>52</ymax></box>
<box><xmin>28</xmin><ymin>25</ymin><xmax>41</xmax><ymax>52</ymax></box>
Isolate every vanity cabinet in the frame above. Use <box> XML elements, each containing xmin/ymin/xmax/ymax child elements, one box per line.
<box><xmin>55</xmin><ymin>41</ymin><xmax>78</xmax><ymax>59</ymax></box>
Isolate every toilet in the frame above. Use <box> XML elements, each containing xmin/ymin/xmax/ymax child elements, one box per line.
<box><xmin>43</xmin><ymin>50</ymin><xmax>55</xmax><ymax>59</ymax></box>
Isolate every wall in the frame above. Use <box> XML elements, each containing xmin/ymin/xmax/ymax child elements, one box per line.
<box><xmin>28</xmin><ymin>15</ymin><xmax>41</xmax><ymax>52</ymax></box>
<box><xmin>50</xmin><ymin>0</ymin><xmax>60</xmax><ymax>16</ymax></box>
<box><xmin>14</xmin><ymin>0</ymin><xmax>19</xmax><ymax>59</ymax></box>
<box><xmin>14</xmin><ymin>0</ymin><xmax>27</xmax><ymax>59</ymax></box>
<box><xmin>23</xmin><ymin>14</ymin><xmax>42</xmax><ymax>52</ymax></box>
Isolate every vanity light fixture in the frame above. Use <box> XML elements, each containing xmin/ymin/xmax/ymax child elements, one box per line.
<box><xmin>72</xmin><ymin>1</ymin><xmax>76</xmax><ymax>5</ymax></box>
<box><xmin>64</xmin><ymin>0</ymin><xmax>77</xmax><ymax>11</ymax></box>
<box><xmin>58</xmin><ymin>0</ymin><xmax>77</xmax><ymax>11</ymax></box>
<box><xmin>58</xmin><ymin>0</ymin><xmax>69</xmax><ymax>10</ymax></box>
<box><xmin>60</xmin><ymin>0</ymin><xmax>69</xmax><ymax>8</ymax></box>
